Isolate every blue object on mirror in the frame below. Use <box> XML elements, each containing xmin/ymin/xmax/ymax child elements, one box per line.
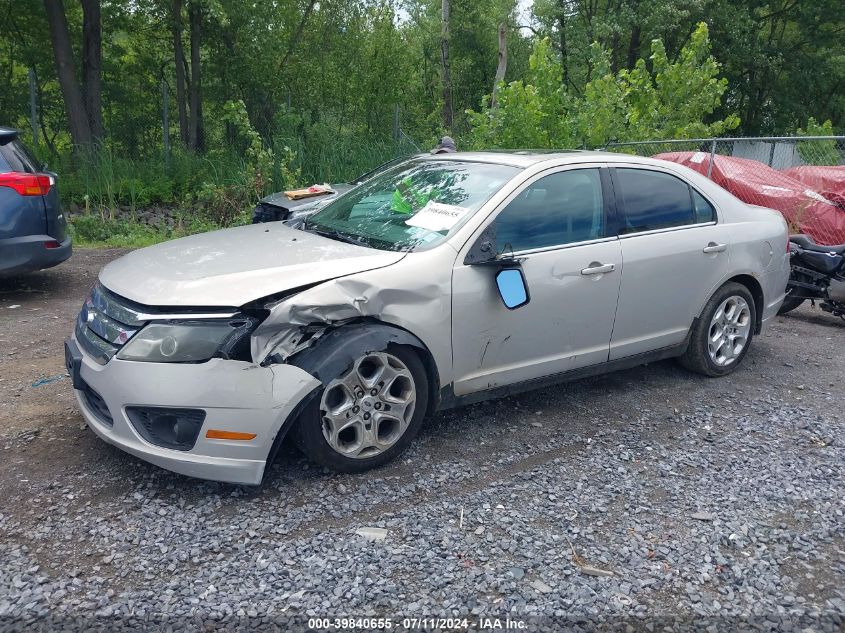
<box><xmin>495</xmin><ymin>268</ymin><xmax>530</xmax><ymax>309</ymax></box>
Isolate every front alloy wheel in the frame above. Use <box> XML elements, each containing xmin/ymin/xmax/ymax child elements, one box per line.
<box><xmin>293</xmin><ymin>340</ymin><xmax>429</xmax><ymax>473</ymax></box>
<box><xmin>320</xmin><ymin>352</ymin><xmax>417</xmax><ymax>459</ymax></box>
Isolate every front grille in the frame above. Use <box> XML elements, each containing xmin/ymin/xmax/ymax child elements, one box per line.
<box><xmin>76</xmin><ymin>284</ymin><xmax>145</xmax><ymax>364</ymax></box>
<box><xmin>75</xmin><ymin>315</ymin><xmax>118</xmax><ymax>364</ymax></box>
<box><xmin>252</xmin><ymin>202</ymin><xmax>288</xmax><ymax>224</ymax></box>
<box><xmin>81</xmin><ymin>381</ymin><xmax>113</xmax><ymax>427</ymax></box>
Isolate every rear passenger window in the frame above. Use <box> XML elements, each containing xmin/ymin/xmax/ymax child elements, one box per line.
<box><xmin>615</xmin><ymin>169</ymin><xmax>694</xmax><ymax>233</ymax></box>
<box><xmin>494</xmin><ymin>168</ymin><xmax>605</xmax><ymax>253</ymax></box>
<box><xmin>692</xmin><ymin>189</ymin><xmax>715</xmax><ymax>223</ymax></box>
<box><xmin>0</xmin><ymin>140</ymin><xmax>40</xmax><ymax>173</ymax></box>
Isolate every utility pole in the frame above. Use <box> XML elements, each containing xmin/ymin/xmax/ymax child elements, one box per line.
<box><xmin>440</xmin><ymin>0</ymin><xmax>453</xmax><ymax>131</ymax></box>
<box><xmin>28</xmin><ymin>68</ymin><xmax>39</xmax><ymax>147</ymax></box>
<box><xmin>162</xmin><ymin>78</ymin><xmax>171</xmax><ymax>170</ymax></box>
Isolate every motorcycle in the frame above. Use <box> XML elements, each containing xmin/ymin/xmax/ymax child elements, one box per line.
<box><xmin>779</xmin><ymin>234</ymin><xmax>845</xmax><ymax>319</ymax></box>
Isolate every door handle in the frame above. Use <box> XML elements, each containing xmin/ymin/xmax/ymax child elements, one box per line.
<box><xmin>702</xmin><ymin>242</ymin><xmax>727</xmax><ymax>254</ymax></box>
<box><xmin>581</xmin><ymin>262</ymin><xmax>615</xmax><ymax>276</ymax></box>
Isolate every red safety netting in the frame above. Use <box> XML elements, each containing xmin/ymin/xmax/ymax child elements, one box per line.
<box><xmin>781</xmin><ymin>166</ymin><xmax>845</xmax><ymax>209</ymax></box>
<box><xmin>653</xmin><ymin>152</ymin><xmax>845</xmax><ymax>246</ymax></box>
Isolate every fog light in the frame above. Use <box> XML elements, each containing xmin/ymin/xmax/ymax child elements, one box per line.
<box><xmin>126</xmin><ymin>407</ymin><xmax>205</xmax><ymax>451</ymax></box>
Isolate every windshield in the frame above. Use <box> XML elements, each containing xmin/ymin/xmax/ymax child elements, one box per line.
<box><xmin>306</xmin><ymin>159</ymin><xmax>520</xmax><ymax>252</ymax></box>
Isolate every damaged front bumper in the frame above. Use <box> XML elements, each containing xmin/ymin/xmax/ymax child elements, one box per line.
<box><xmin>67</xmin><ymin>334</ymin><xmax>320</xmax><ymax>485</ymax></box>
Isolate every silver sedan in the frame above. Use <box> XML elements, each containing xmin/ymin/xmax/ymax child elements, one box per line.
<box><xmin>66</xmin><ymin>152</ymin><xmax>790</xmax><ymax>482</ymax></box>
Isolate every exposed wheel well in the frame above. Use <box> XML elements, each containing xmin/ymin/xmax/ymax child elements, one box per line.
<box><xmin>725</xmin><ymin>274</ymin><xmax>764</xmax><ymax>334</ymax></box>
<box><xmin>291</xmin><ymin>318</ymin><xmax>442</xmax><ymax>417</ymax></box>
<box><xmin>390</xmin><ymin>339</ymin><xmax>441</xmax><ymax>415</ymax></box>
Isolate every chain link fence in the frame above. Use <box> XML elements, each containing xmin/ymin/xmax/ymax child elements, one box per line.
<box><xmin>602</xmin><ymin>136</ymin><xmax>845</xmax><ymax>246</ymax></box>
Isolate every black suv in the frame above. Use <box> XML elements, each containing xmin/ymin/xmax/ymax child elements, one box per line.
<box><xmin>0</xmin><ymin>127</ymin><xmax>71</xmax><ymax>276</ymax></box>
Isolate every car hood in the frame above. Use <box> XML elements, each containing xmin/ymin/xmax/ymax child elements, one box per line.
<box><xmin>99</xmin><ymin>223</ymin><xmax>405</xmax><ymax>307</ymax></box>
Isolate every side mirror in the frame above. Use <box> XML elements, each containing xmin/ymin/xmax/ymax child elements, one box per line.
<box><xmin>495</xmin><ymin>268</ymin><xmax>530</xmax><ymax>310</ymax></box>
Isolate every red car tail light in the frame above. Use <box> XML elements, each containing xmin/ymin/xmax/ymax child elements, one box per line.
<box><xmin>0</xmin><ymin>172</ymin><xmax>52</xmax><ymax>196</ymax></box>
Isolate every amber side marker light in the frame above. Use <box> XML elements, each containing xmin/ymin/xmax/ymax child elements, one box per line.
<box><xmin>206</xmin><ymin>430</ymin><xmax>257</xmax><ymax>441</ymax></box>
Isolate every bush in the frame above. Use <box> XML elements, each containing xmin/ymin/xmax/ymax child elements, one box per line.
<box><xmin>69</xmin><ymin>212</ymin><xmax>225</xmax><ymax>248</ymax></box>
<box><xmin>796</xmin><ymin>118</ymin><xmax>841</xmax><ymax>165</ymax></box>
<box><xmin>69</xmin><ymin>214</ymin><xmax>162</xmax><ymax>247</ymax></box>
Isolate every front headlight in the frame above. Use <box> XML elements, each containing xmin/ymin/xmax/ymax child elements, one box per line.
<box><xmin>116</xmin><ymin>320</ymin><xmax>254</xmax><ymax>363</ymax></box>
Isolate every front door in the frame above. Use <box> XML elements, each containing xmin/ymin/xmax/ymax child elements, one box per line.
<box><xmin>451</xmin><ymin>166</ymin><xmax>622</xmax><ymax>396</ymax></box>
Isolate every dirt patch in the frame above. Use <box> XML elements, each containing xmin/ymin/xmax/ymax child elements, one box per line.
<box><xmin>0</xmin><ymin>249</ymin><xmax>128</xmax><ymax>435</ymax></box>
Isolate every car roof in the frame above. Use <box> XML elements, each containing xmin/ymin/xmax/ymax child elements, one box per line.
<box><xmin>419</xmin><ymin>150</ymin><xmax>666</xmax><ymax>169</ymax></box>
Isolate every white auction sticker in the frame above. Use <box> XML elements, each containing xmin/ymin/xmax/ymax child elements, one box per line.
<box><xmin>405</xmin><ymin>201</ymin><xmax>469</xmax><ymax>232</ymax></box>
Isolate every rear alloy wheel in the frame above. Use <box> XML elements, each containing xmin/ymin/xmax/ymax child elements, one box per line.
<box><xmin>295</xmin><ymin>345</ymin><xmax>428</xmax><ymax>472</ymax></box>
<box><xmin>706</xmin><ymin>295</ymin><xmax>752</xmax><ymax>367</ymax></box>
<box><xmin>680</xmin><ymin>282</ymin><xmax>756</xmax><ymax>377</ymax></box>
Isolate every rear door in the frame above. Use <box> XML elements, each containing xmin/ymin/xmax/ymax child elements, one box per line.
<box><xmin>608</xmin><ymin>165</ymin><xmax>731</xmax><ymax>360</ymax></box>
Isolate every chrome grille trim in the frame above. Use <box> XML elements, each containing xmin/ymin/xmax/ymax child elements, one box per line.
<box><xmin>77</xmin><ymin>284</ymin><xmax>143</xmax><ymax>364</ymax></box>
<box><xmin>93</xmin><ymin>283</ymin><xmax>237</xmax><ymax>322</ymax></box>
<box><xmin>84</xmin><ymin>300</ymin><xmax>139</xmax><ymax>344</ymax></box>
<box><xmin>76</xmin><ymin>312</ymin><xmax>118</xmax><ymax>364</ymax></box>
<box><xmin>90</xmin><ymin>283</ymin><xmax>146</xmax><ymax>326</ymax></box>
<box><xmin>136</xmin><ymin>311</ymin><xmax>239</xmax><ymax>321</ymax></box>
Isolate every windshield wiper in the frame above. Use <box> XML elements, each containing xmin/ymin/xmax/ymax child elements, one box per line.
<box><xmin>309</xmin><ymin>226</ymin><xmax>370</xmax><ymax>248</ymax></box>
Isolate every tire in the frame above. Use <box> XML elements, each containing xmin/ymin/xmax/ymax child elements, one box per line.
<box><xmin>679</xmin><ymin>282</ymin><xmax>756</xmax><ymax>377</ymax></box>
<box><xmin>293</xmin><ymin>341</ymin><xmax>429</xmax><ymax>473</ymax></box>
<box><xmin>777</xmin><ymin>292</ymin><xmax>805</xmax><ymax>315</ymax></box>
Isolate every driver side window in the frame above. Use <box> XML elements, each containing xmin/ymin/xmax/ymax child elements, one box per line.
<box><xmin>494</xmin><ymin>169</ymin><xmax>605</xmax><ymax>253</ymax></box>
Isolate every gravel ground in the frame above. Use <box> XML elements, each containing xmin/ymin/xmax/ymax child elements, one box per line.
<box><xmin>1</xmin><ymin>250</ymin><xmax>843</xmax><ymax>632</ymax></box>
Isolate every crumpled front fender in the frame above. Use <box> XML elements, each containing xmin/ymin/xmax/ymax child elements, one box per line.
<box><xmin>249</xmin><ymin>251</ymin><xmax>453</xmax><ymax>385</ymax></box>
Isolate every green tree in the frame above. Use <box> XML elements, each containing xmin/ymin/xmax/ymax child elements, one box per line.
<box><xmin>468</xmin><ymin>23</ymin><xmax>740</xmax><ymax>149</ymax></box>
<box><xmin>467</xmin><ymin>38</ymin><xmax>573</xmax><ymax>148</ymax></box>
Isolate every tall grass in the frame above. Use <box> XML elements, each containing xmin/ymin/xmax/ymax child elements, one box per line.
<box><xmin>277</xmin><ymin>132</ymin><xmax>417</xmax><ymax>184</ymax></box>
<box><xmin>57</xmin><ymin>147</ymin><xmax>249</xmax><ymax>211</ymax></box>
<box><xmin>60</xmin><ymin>136</ymin><xmax>413</xmax><ymax>210</ymax></box>
<box><xmin>58</xmin><ymin>126</ymin><xmax>420</xmax><ymax>247</ymax></box>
